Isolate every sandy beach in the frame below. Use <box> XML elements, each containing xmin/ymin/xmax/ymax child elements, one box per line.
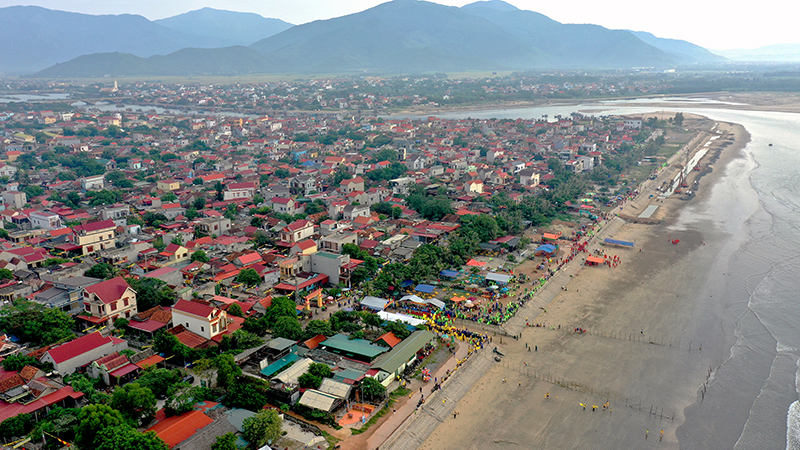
<box><xmin>404</xmin><ymin>117</ymin><xmax>751</xmax><ymax>449</ymax></box>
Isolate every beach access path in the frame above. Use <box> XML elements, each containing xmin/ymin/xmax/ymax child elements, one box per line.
<box><xmin>375</xmin><ymin>346</ymin><xmax>498</xmax><ymax>450</ymax></box>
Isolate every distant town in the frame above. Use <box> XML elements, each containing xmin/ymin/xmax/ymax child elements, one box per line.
<box><xmin>0</xmin><ymin>78</ymin><xmax>687</xmax><ymax>450</ymax></box>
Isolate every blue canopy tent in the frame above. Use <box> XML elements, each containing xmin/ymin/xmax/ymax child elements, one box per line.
<box><xmin>415</xmin><ymin>284</ymin><xmax>436</xmax><ymax>294</ymax></box>
<box><xmin>439</xmin><ymin>270</ymin><xmax>459</xmax><ymax>278</ymax></box>
<box><xmin>534</xmin><ymin>244</ymin><xmax>557</xmax><ymax>256</ymax></box>
<box><xmin>400</xmin><ymin>280</ymin><xmax>414</xmax><ymax>288</ymax></box>
<box><xmin>604</xmin><ymin>238</ymin><xmax>635</xmax><ymax>248</ymax></box>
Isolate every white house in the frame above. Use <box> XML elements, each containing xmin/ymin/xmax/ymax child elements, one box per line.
<box><xmin>171</xmin><ymin>299</ymin><xmax>229</xmax><ymax>339</ymax></box>
<box><xmin>40</xmin><ymin>332</ymin><xmax>128</xmax><ymax>375</ymax></box>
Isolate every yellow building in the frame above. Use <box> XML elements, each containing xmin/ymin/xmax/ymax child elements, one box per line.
<box><xmin>73</xmin><ymin>219</ymin><xmax>117</xmax><ymax>255</ymax></box>
<box><xmin>157</xmin><ymin>179</ymin><xmax>181</xmax><ymax>191</ymax></box>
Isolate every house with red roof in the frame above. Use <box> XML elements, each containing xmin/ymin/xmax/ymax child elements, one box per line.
<box><xmin>290</xmin><ymin>239</ymin><xmax>317</xmax><ymax>256</ymax></box>
<box><xmin>222</xmin><ymin>181</ymin><xmax>256</xmax><ymax>201</ymax></box>
<box><xmin>157</xmin><ymin>243</ymin><xmax>189</xmax><ymax>266</ymax></box>
<box><xmin>40</xmin><ymin>332</ymin><xmax>128</xmax><ymax>375</ymax></box>
<box><xmin>72</xmin><ymin>219</ymin><xmax>117</xmax><ymax>255</ymax></box>
<box><xmin>78</xmin><ymin>277</ymin><xmax>137</xmax><ymax>328</ymax></box>
<box><xmin>270</xmin><ymin>197</ymin><xmax>303</xmax><ymax>215</ymax></box>
<box><xmin>171</xmin><ymin>299</ymin><xmax>229</xmax><ymax>340</ymax></box>
<box><xmin>279</xmin><ymin>219</ymin><xmax>315</xmax><ymax>244</ymax></box>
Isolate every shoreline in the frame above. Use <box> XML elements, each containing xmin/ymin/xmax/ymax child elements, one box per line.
<box><xmin>406</xmin><ymin>115</ymin><xmax>750</xmax><ymax>449</ymax></box>
<box><xmin>385</xmin><ymin>92</ymin><xmax>800</xmax><ymax>117</ymax></box>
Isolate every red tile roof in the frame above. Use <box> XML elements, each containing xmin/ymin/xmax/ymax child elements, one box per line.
<box><xmin>73</xmin><ymin>219</ymin><xmax>116</xmax><ymax>233</ymax></box>
<box><xmin>172</xmin><ymin>299</ymin><xmax>214</xmax><ymax>318</ymax></box>
<box><xmin>84</xmin><ymin>276</ymin><xmax>131</xmax><ymax>304</ymax></box>
<box><xmin>44</xmin><ymin>332</ymin><xmax>111</xmax><ymax>364</ymax></box>
<box><xmin>146</xmin><ymin>410</ymin><xmax>214</xmax><ymax>448</ymax></box>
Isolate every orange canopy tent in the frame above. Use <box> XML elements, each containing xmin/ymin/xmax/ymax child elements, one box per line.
<box><xmin>585</xmin><ymin>256</ymin><xmax>605</xmax><ymax>265</ymax></box>
<box><xmin>451</xmin><ymin>296</ymin><xmax>466</xmax><ymax>303</ymax></box>
<box><xmin>542</xmin><ymin>233</ymin><xmax>560</xmax><ymax>240</ymax></box>
<box><xmin>466</xmin><ymin>259</ymin><xmax>486</xmax><ymax>267</ymax></box>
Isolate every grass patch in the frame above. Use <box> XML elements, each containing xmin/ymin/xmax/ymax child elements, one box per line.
<box><xmin>391</xmin><ymin>386</ymin><xmax>412</xmax><ymax>398</ymax></box>
<box><xmin>320</xmin><ymin>430</ymin><xmax>341</xmax><ymax>450</ymax></box>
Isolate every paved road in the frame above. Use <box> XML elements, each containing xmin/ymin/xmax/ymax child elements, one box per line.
<box><xmin>379</xmin><ymin>349</ymin><xmax>497</xmax><ymax>450</ymax></box>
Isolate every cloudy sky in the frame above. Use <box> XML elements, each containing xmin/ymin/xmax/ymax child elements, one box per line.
<box><xmin>0</xmin><ymin>0</ymin><xmax>794</xmax><ymax>50</ymax></box>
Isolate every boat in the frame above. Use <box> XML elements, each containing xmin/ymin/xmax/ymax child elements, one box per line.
<box><xmin>769</xmin><ymin>143</ymin><xmax>773</xmax><ymax>146</ymax></box>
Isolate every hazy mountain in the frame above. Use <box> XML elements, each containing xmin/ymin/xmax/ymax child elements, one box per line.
<box><xmin>154</xmin><ymin>8</ymin><xmax>293</xmax><ymax>47</ymax></box>
<box><xmin>629</xmin><ymin>31</ymin><xmax>725</xmax><ymax>63</ymax></box>
<box><xmin>461</xmin><ymin>0</ymin><xmax>519</xmax><ymax>12</ymax></box>
<box><xmin>30</xmin><ymin>46</ymin><xmax>281</xmax><ymax>78</ymax></box>
<box><xmin>250</xmin><ymin>0</ymin><xmax>543</xmax><ymax>73</ymax></box>
<box><xmin>0</xmin><ymin>6</ymin><xmax>222</xmax><ymax>73</ymax></box>
<box><xmin>28</xmin><ymin>0</ymin><xmax>726</xmax><ymax>77</ymax></box>
<box><xmin>459</xmin><ymin>2</ymin><xmax>677</xmax><ymax>68</ymax></box>
<box><xmin>715</xmin><ymin>44</ymin><xmax>800</xmax><ymax>62</ymax></box>
<box><xmin>249</xmin><ymin>0</ymin><xmax>679</xmax><ymax>73</ymax></box>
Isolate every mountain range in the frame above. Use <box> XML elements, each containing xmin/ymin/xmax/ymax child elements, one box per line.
<box><xmin>12</xmin><ymin>0</ymin><xmax>726</xmax><ymax>78</ymax></box>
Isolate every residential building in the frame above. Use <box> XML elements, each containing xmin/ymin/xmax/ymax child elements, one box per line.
<box><xmin>340</xmin><ymin>176</ymin><xmax>365</xmax><ymax>194</ymax></box>
<box><xmin>40</xmin><ymin>331</ymin><xmax>128</xmax><ymax>375</ymax></box>
<box><xmin>72</xmin><ymin>219</ymin><xmax>116</xmax><ymax>255</ymax></box>
<box><xmin>342</xmin><ymin>204</ymin><xmax>370</xmax><ymax>221</ymax></box>
<box><xmin>279</xmin><ymin>219</ymin><xmax>315</xmax><ymax>244</ymax></box>
<box><xmin>80</xmin><ymin>175</ymin><xmax>105</xmax><ymax>190</ymax></box>
<box><xmin>270</xmin><ymin>197</ymin><xmax>304</xmax><ymax>215</ymax></box>
<box><xmin>195</xmin><ymin>217</ymin><xmax>231</xmax><ymax>237</ymax></box>
<box><xmin>80</xmin><ymin>277</ymin><xmax>137</xmax><ymax>327</ymax></box>
<box><xmin>156</xmin><ymin>179</ymin><xmax>181</xmax><ymax>191</ymax></box>
<box><xmin>33</xmin><ymin>276</ymin><xmax>101</xmax><ymax>314</ymax></box>
<box><xmin>171</xmin><ymin>299</ymin><xmax>229</xmax><ymax>340</ymax></box>
<box><xmin>1</xmin><ymin>191</ymin><xmax>26</xmax><ymax>208</ymax></box>
<box><xmin>223</xmin><ymin>182</ymin><xmax>256</xmax><ymax>201</ymax></box>
<box><xmin>29</xmin><ymin>211</ymin><xmax>62</xmax><ymax>230</ymax></box>
<box><xmin>320</xmin><ymin>232</ymin><xmax>358</xmax><ymax>253</ymax></box>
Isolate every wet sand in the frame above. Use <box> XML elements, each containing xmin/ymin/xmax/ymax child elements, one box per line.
<box><xmin>415</xmin><ymin>119</ymin><xmax>750</xmax><ymax>449</ymax></box>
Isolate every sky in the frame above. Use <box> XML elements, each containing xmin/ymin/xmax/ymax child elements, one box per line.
<box><xmin>0</xmin><ymin>0</ymin><xmax>796</xmax><ymax>50</ymax></box>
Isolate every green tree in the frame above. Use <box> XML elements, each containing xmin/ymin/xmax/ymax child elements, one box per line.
<box><xmin>94</xmin><ymin>425</ymin><xmax>169</xmax><ymax>450</ymax></box>
<box><xmin>0</xmin><ymin>353</ymin><xmax>35</xmax><ymax>371</ymax></box>
<box><xmin>213</xmin><ymin>354</ymin><xmax>241</xmax><ymax>389</ymax></box>
<box><xmin>308</xmin><ymin>362</ymin><xmax>333</xmax><ymax>378</ymax></box>
<box><xmin>136</xmin><ymin>367</ymin><xmax>182</xmax><ymax>400</ymax></box>
<box><xmin>110</xmin><ymin>383</ymin><xmax>156</xmax><ymax>426</ymax></box>
<box><xmin>211</xmin><ymin>432</ymin><xmax>238</xmax><ymax>450</ymax></box>
<box><xmin>242</xmin><ymin>409</ymin><xmax>282</xmax><ymax>448</ymax></box>
<box><xmin>331</xmin><ymin>166</ymin><xmax>352</xmax><ymax>186</ymax></box>
<box><xmin>193</xmin><ymin>196</ymin><xmax>207</xmax><ymax>209</ymax></box>
<box><xmin>23</xmin><ymin>184</ymin><xmax>44</xmax><ymax>198</ymax></box>
<box><xmin>0</xmin><ymin>299</ymin><xmax>74</xmax><ymax>345</ymax></box>
<box><xmin>264</xmin><ymin>296</ymin><xmax>297</xmax><ymax>327</ymax></box>
<box><xmin>85</xmin><ymin>263</ymin><xmax>117</xmax><ymax>279</ymax></box>
<box><xmin>227</xmin><ymin>303</ymin><xmax>244</xmax><ymax>317</ymax></box>
<box><xmin>298</xmin><ymin>372</ymin><xmax>322</xmax><ymax>389</ymax></box>
<box><xmin>272</xmin><ymin>315</ymin><xmax>303</xmax><ymax>340</ymax></box>
<box><xmin>75</xmin><ymin>404</ymin><xmax>126</xmax><ymax>450</ymax></box>
<box><xmin>164</xmin><ymin>384</ymin><xmax>202</xmax><ymax>417</ymax></box>
<box><xmin>190</xmin><ymin>250</ymin><xmax>209</xmax><ymax>263</ymax></box>
<box><xmin>64</xmin><ymin>373</ymin><xmax>109</xmax><ymax>405</ymax></box>
<box><xmin>360</xmin><ymin>377</ymin><xmax>386</xmax><ymax>400</ymax></box>
<box><xmin>126</xmin><ymin>277</ymin><xmax>176</xmax><ymax>310</ymax></box>
<box><xmin>223</xmin><ymin>381</ymin><xmax>269</xmax><ymax>410</ymax></box>
<box><xmin>161</xmin><ymin>192</ymin><xmax>177</xmax><ymax>203</ymax></box>
<box><xmin>0</xmin><ymin>268</ymin><xmax>13</xmax><ymax>280</ymax></box>
<box><xmin>303</xmin><ymin>319</ymin><xmax>334</xmax><ymax>339</ymax></box>
<box><xmin>0</xmin><ymin>413</ymin><xmax>32</xmax><ymax>439</ymax></box>
<box><xmin>214</xmin><ymin>181</ymin><xmax>224</xmax><ymax>201</ymax></box>
<box><xmin>673</xmin><ymin>112</ymin><xmax>684</xmax><ymax>127</ymax></box>
<box><xmin>235</xmin><ymin>268</ymin><xmax>261</xmax><ymax>286</ymax></box>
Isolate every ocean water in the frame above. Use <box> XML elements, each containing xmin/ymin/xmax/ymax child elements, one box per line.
<box><xmin>396</xmin><ymin>104</ymin><xmax>800</xmax><ymax>449</ymax></box>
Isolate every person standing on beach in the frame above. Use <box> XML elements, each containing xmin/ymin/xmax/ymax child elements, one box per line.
<box><xmin>646</xmin><ymin>429</ymin><xmax>649</xmax><ymax>439</ymax></box>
